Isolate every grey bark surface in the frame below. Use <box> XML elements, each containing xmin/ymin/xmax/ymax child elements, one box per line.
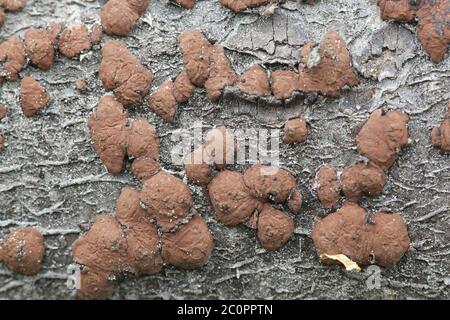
<box><xmin>0</xmin><ymin>0</ymin><xmax>449</xmax><ymax>299</ymax></box>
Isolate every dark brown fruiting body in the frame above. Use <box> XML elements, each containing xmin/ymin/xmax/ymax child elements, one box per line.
<box><xmin>99</xmin><ymin>41</ymin><xmax>153</xmax><ymax>107</ymax></box>
<box><xmin>219</xmin><ymin>0</ymin><xmax>270</xmax><ymax>12</ymax></box>
<box><xmin>0</xmin><ymin>227</ymin><xmax>45</xmax><ymax>276</ymax></box>
<box><xmin>141</xmin><ymin>171</ymin><xmax>193</xmax><ymax>232</ymax></box>
<box><xmin>340</xmin><ymin>162</ymin><xmax>386</xmax><ymax>202</ymax></box>
<box><xmin>431</xmin><ymin>102</ymin><xmax>450</xmax><ymax>152</ymax></box>
<box><xmin>237</xmin><ymin>65</ymin><xmax>270</xmax><ymax>97</ymax></box>
<box><xmin>314</xmin><ymin>164</ymin><xmax>340</xmax><ymax>208</ymax></box>
<box><xmin>356</xmin><ymin>110</ymin><xmax>409</xmax><ymax>169</ymax></box>
<box><xmin>24</xmin><ymin>27</ymin><xmax>55</xmax><ymax>70</ymax></box>
<box><xmin>58</xmin><ymin>23</ymin><xmax>92</xmax><ymax>59</ymax></box>
<box><xmin>311</xmin><ymin>202</ymin><xmax>410</xmax><ymax>267</ymax></box>
<box><xmin>0</xmin><ymin>36</ymin><xmax>26</xmax><ymax>83</ymax></box>
<box><xmin>20</xmin><ymin>76</ymin><xmax>49</xmax><ymax>117</ymax></box>
<box><xmin>101</xmin><ymin>0</ymin><xmax>149</xmax><ymax>36</ymax></box>
<box><xmin>257</xmin><ymin>205</ymin><xmax>294</xmax><ymax>252</ymax></box>
<box><xmin>148</xmin><ymin>80</ymin><xmax>178</xmax><ymax>123</ymax></box>
<box><xmin>377</xmin><ymin>0</ymin><xmax>450</xmax><ymax>63</ymax></box>
<box><xmin>161</xmin><ymin>214</ymin><xmax>214</xmax><ymax>269</ymax></box>
<box><xmin>283</xmin><ymin>118</ymin><xmax>308</xmax><ymax>144</ymax></box>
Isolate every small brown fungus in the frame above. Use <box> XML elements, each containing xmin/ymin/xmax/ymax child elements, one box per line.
<box><xmin>99</xmin><ymin>40</ymin><xmax>153</xmax><ymax>107</ymax></box>
<box><xmin>219</xmin><ymin>0</ymin><xmax>270</xmax><ymax>12</ymax></box>
<box><xmin>24</xmin><ymin>27</ymin><xmax>55</xmax><ymax>70</ymax></box>
<box><xmin>88</xmin><ymin>96</ymin><xmax>128</xmax><ymax>174</ymax></box>
<box><xmin>89</xmin><ymin>23</ymin><xmax>103</xmax><ymax>45</ymax></box>
<box><xmin>311</xmin><ymin>202</ymin><xmax>410</xmax><ymax>267</ymax></box>
<box><xmin>377</xmin><ymin>0</ymin><xmax>450</xmax><ymax>63</ymax></box>
<box><xmin>173</xmin><ymin>71</ymin><xmax>196</xmax><ymax>103</ymax></box>
<box><xmin>204</xmin><ymin>45</ymin><xmax>237</xmax><ymax>101</ymax></box>
<box><xmin>208</xmin><ymin>164</ymin><xmax>302</xmax><ymax>251</ymax></box>
<box><xmin>175</xmin><ymin>0</ymin><xmax>195</xmax><ymax>9</ymax></box>
<box><xmin>209</xmin><ymin>170</ymin><xmax>261</xmax><ymax>226</ymax></box>
<box><xmin>148</xmin><ymin>80</ymin><xmax>178</xmax><ymax>123</ymax></box>
<box><xmin>340</xmin><ymin>162</ymin><xmax>386</xmax><ymax>202</ymax></box>
<box><xmin>58</xmin><ymin>23</ymin><xmax>92</xmax><ymax>59</ymax></box>
<box><xmin>161</xmin><ymin>214</ymin><xmax>214</xmax><ymax>269</ymax></box>
<box><xmin>88</xmin><ymin>96</ymin><xmax>159</xmax><ymax>174</ymax></box>
<box><xmin>0</xmin><ymin>36</ymin><xmax>26</xmax><ymax>83</ymax></box>
<box><xmin>237</xmin><ymin>65</ymin><xmax>271</xmax><ymax>97</ymax></box>
<box><xmin>0</xmin><ymin>227</ymin><xmax>45</xmax><ymax>276</ymax></box>
<box><xmin>0</xmin><ymin>0</ymin><xmax>27</xmax><ymax>12</ymax></box>
<box><xmin>356</xmin><ymin>109</ymin><xmax>409</xmax><ymax>169</ymax></box>
<box><xmin>20</xmin><ymin>76</ymin><xmax>49</xmax><ymax>117</ymax></box>
<box><xmin>75</xmin><ymin>78</ymin><xmax>88</xmax><ymax>93</ymax></box>
<box><xmin>141</xmin><ymin>171</ymin><xmax>193</xmax><ymax>232</ymax></box>
<box><xmin>431</xmin><ymin>102</ymin><xmax>450</xmax><ymax>152</ymax></box>
<box><xmin>184</xmin><ymin>126</ymin><xmax>236</xmax><ymax>185</ymax></box>
<box><xmin>257</xmin><ymin>204</ymin><xmax>294</xmax><ymax>252</ymax></box>
<box><xmin>297</xmin><ymin>29</ymin><xmax>360</xmax><ymax>97</ymax></box>
<box><xmin>0</xmin><ymin>104</ymin><xmax>6</xmax><ymax>119</ymax></box>
<box><xmin>313</xmin><ymin>164</ymin><xmax>341</xmax><ymax>208</ymax></box>
<box><xmin>178</xmin><ymin>30</ymin><xmax>212</xmax><ymax>87</ymax></box>
<box><xmin>271</xmin><ymin>70</ymin><xmax>300</xmax><ymax>100</ymax></box>
<box><xmin>283</xmin><ymin>118</ymin><xmax>308</xmax><ymax>144</ymax></box>
<box><xmin>101</xmin><ymin>0</ymin><xmax>149</xmax><ymax>36</ymax></box>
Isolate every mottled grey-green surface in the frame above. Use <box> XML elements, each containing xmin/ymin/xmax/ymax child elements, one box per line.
<box><xmin>0</xmin><ymin>0</ymin><xmax>449</xmax><ymax>299</ymax></box>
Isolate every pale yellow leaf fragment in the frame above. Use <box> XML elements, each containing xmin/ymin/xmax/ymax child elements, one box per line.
<box><xmin>319</xmin><ymin>253</ymin><xmax>361</xmax><ymax>272</ymax></box>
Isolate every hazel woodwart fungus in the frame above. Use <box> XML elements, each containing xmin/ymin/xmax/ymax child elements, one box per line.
<box><xmin>20</xmin><ymin>76</ymin><xmax>50</xmax><ymax>117</ymax></box>
<box><xmin>0</xmin><ymin>227</ymin><xmax>45</xmax><ymax>276</ymax></box>
<box><xmin>431</xmin><ymin>102</ymin><xmax>450</xmax><ymax>152</ymax></box>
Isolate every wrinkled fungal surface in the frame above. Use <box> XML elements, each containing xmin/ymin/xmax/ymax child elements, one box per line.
<box><xmin>377</xmin><ymin>0</ymin><xmax>450</xmax><ymax>63</ymax></box>
<box><xmin>340</xmin><ymin>162</ymin><xmax>386</xmax><ymax>202</ymax></box>
<box><xmin>99</xmin><ymin>40</ymin><xmax>153</xmax><ymax>107</ymax></box>
<box><xmin>101</xmin><ymin>0</ymin><xmax>149</xmax><ymax>36</ymax></box>
<box><xmin>313</xmin><ymin>164</ymin><xmax>341</xmax><ymax>209</ymax></box>
<box><xmin>312</xmin><ymin>202</ymin><xmax>410</xmax><ymax>267</ymax></box>
<box><xmin>356</xmin><ymin>109</ymin><xmax>409</xmax><ymax>169</ymax></box>
<box><xmin>58</xmin><ymin>23</ymin><xmax>92</xmax><ymax>59</ymax></box>
<box><xmin>431</xmin><ymin>102</ymin><xmax>450</xmax><ymax>152</ymax></box>
<box><xmin>0</xmin><ymin>227</ymin><xmax>44</xmax><ymax>276</ymax></box>
<box><xmin>283</xmin><ymin>118</ymin><xmax>308</xmax><ymax>144</ymax></box>
<box><xmin>0</xmin><ymin>36</ymin><xmax>26</xmax><ymax>83</ymax></box>
<box><xmin>20</xmin><ymin>76</ymin><xmax>49</xmax><ymax>117</ymax></box>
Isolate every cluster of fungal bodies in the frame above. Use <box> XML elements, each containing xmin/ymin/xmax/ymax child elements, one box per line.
<box><xmin>311</xmin><ymin>109</ymin><xmax>412</xmax><ymax>268</ymax></box>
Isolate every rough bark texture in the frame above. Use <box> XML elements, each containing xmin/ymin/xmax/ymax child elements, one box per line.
<box><xmin>0</xmin><ymin>0</ymin><xmax>449</xmax><ymax>299</ymax></box>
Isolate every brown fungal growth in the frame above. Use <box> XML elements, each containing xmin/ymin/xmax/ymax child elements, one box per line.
<box><xmin>0</xmin><ymin>135</ymin><xmax>5</xmax><ymax>150</ymax></box>
<box><xmin>283</xmin><ymin>118</ymin><xmax>308</xmax><ymax>144</ymax></box>
<box><xmin>208</xmin><ymin>164</ymin><xmax>301</xmax><ymax>251</ymax></box>
<box><xmin>311</xmin><ymin>202</ymin><xmax>410</xmax><ymax>267</ymax></box>
<box><xmin>431</xmin><ymin>102</ymin><xmax>450</xmax><ymax>152</ymax></box>
<box><xmin>219</xmin><ymin>0</ymin><xmax>270</xmax><ymax>12</ymax></box>
<box><xmin>0</xmin><ymin>0</ymin><xmax>27</xmax><ymax>12</ymax></box>
<box><xmin>237</xmin><ymin>65</ymin><xmax>270</xmax><ymax>97</ymax></box>
<box><xmin>271</xmin><ymin>70</ymin><xmax>300</xmax><ymax>100</ymax></box>
<box><xmin>175</xmin><ymin>0</ymin><xmax>195</xmax><ymax>9</ymax></box>
<box><xmin>0</xmin><ymin>8</ymin><xmax>5</xmax><ymax>27</ymax></box>
<box><xmin>356</xmin><ymin>109</ymin><xmax>409</xmax><ymax>169</ymax></box>
<box><xmin>313</xmin><ymin>164</ymin><xmax>341</xmax><ymax>208</ymax></box>
<box><xmin>173</xmin><ymin>71</ymin><xmax>196</xmax><ymax>103</ymax></box>
<box><xmin>161</xmin><ymin>213</ymin><xmax>214</xmax><ymax>269</ymax></box>
<box><xmin>377</xmin><ymin>0</ymin><xmax>450</xmax><ymax>63</ymax></box>
<box><xmin>88</xmin><ymin>96</ymin><xmax>128</xmax><ymax>174</ymax></box>
<box><xmin>58</xmin><ymin>23</ymin><xmax>92</xmax><ymax>59</ymax></box>
<box><xmin>20</xmin><ymin>76</ymin><xmax>50</xmax><ymax>117</ymax></box>
<box><xmin>73</xmin><ymin>184</ymin><xmax>214</xmax><ymax>299</ymax></box>
<box><xmin>24</xmin><ymin>27</ymin><xmax>56</xmax><ymax>70</ymax></box>
<box><xmin>184</xmin><ymin>126</ymin><xmax>236</xmax><ymax>185</ymax></box>
<box><xmin>88</xmin><ymin>96</ymin><xmax>159</xmax><ymax>174</ymax></box>
<box><xmin>297</xmin><ymin>29</ymin><xmax>360</xmax><ymax>97</ymax></box>
<box><xmin>0</xmin><ymin>227</ymin><xmax>45</xmax><ymax>276</ymax></box>
<box><xmin>0</xmin><ymin>104</ymin><xmax>6</xmax><ymax>119</ymax></box>
<box><xmin>148</xmin><ymin>80</ymin><xmax>178</xmax><ymax>122</ymax></box>
<box><xmin>257</xmin><ymin>205</ymin><xmax>294</xmax><ymax>252</ymax></box>
<box><xmin>340</xmin><ymin>162</ymin><xmax>386</xmax><ymax>202</ymax></box>
<box><xmin>101</xmin><ymin>0</ymin><xmax>149</xmax><ymax>36</ymax></box>
<box><xmin>141</xmin><ymin>171</ymin><xmax>193</xmax><ymax>232</ymax></box>
<box><xmin>0</xmin><ymin>36</ymin><xmax>26</xmax><ymax>83</ymax></box>
<box><xmin>73</xmin><ymin>187</ymin><xmax>162</xmax><ymax>300</ymax></box>
<box><xmin>208</xmin><ymin>170</ymin><xmax>261</xmax><ymax>226</ymax></box>
<box><xmin>99</xmin><ymin>40</ymin><xmax>153</xmax><ymax>107</ymax></box>
<box><xmin>204</xmin><ymin>45</ymin><xmax>237</xmax><ymax>101</ymax></box>
<box><xmin>89</xmin><ymin>24</ymin><xmax>103</xmax><ymax>45</ymax></box>
<box><xmin>75</xmin><ymin>78</ymin><xmax>88</xmax><ymax>93</ymax></box>
<box><xmin>179</xmin><ymin>30</ymin><xmax>212</xmax><ymax>87</ymax></box>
